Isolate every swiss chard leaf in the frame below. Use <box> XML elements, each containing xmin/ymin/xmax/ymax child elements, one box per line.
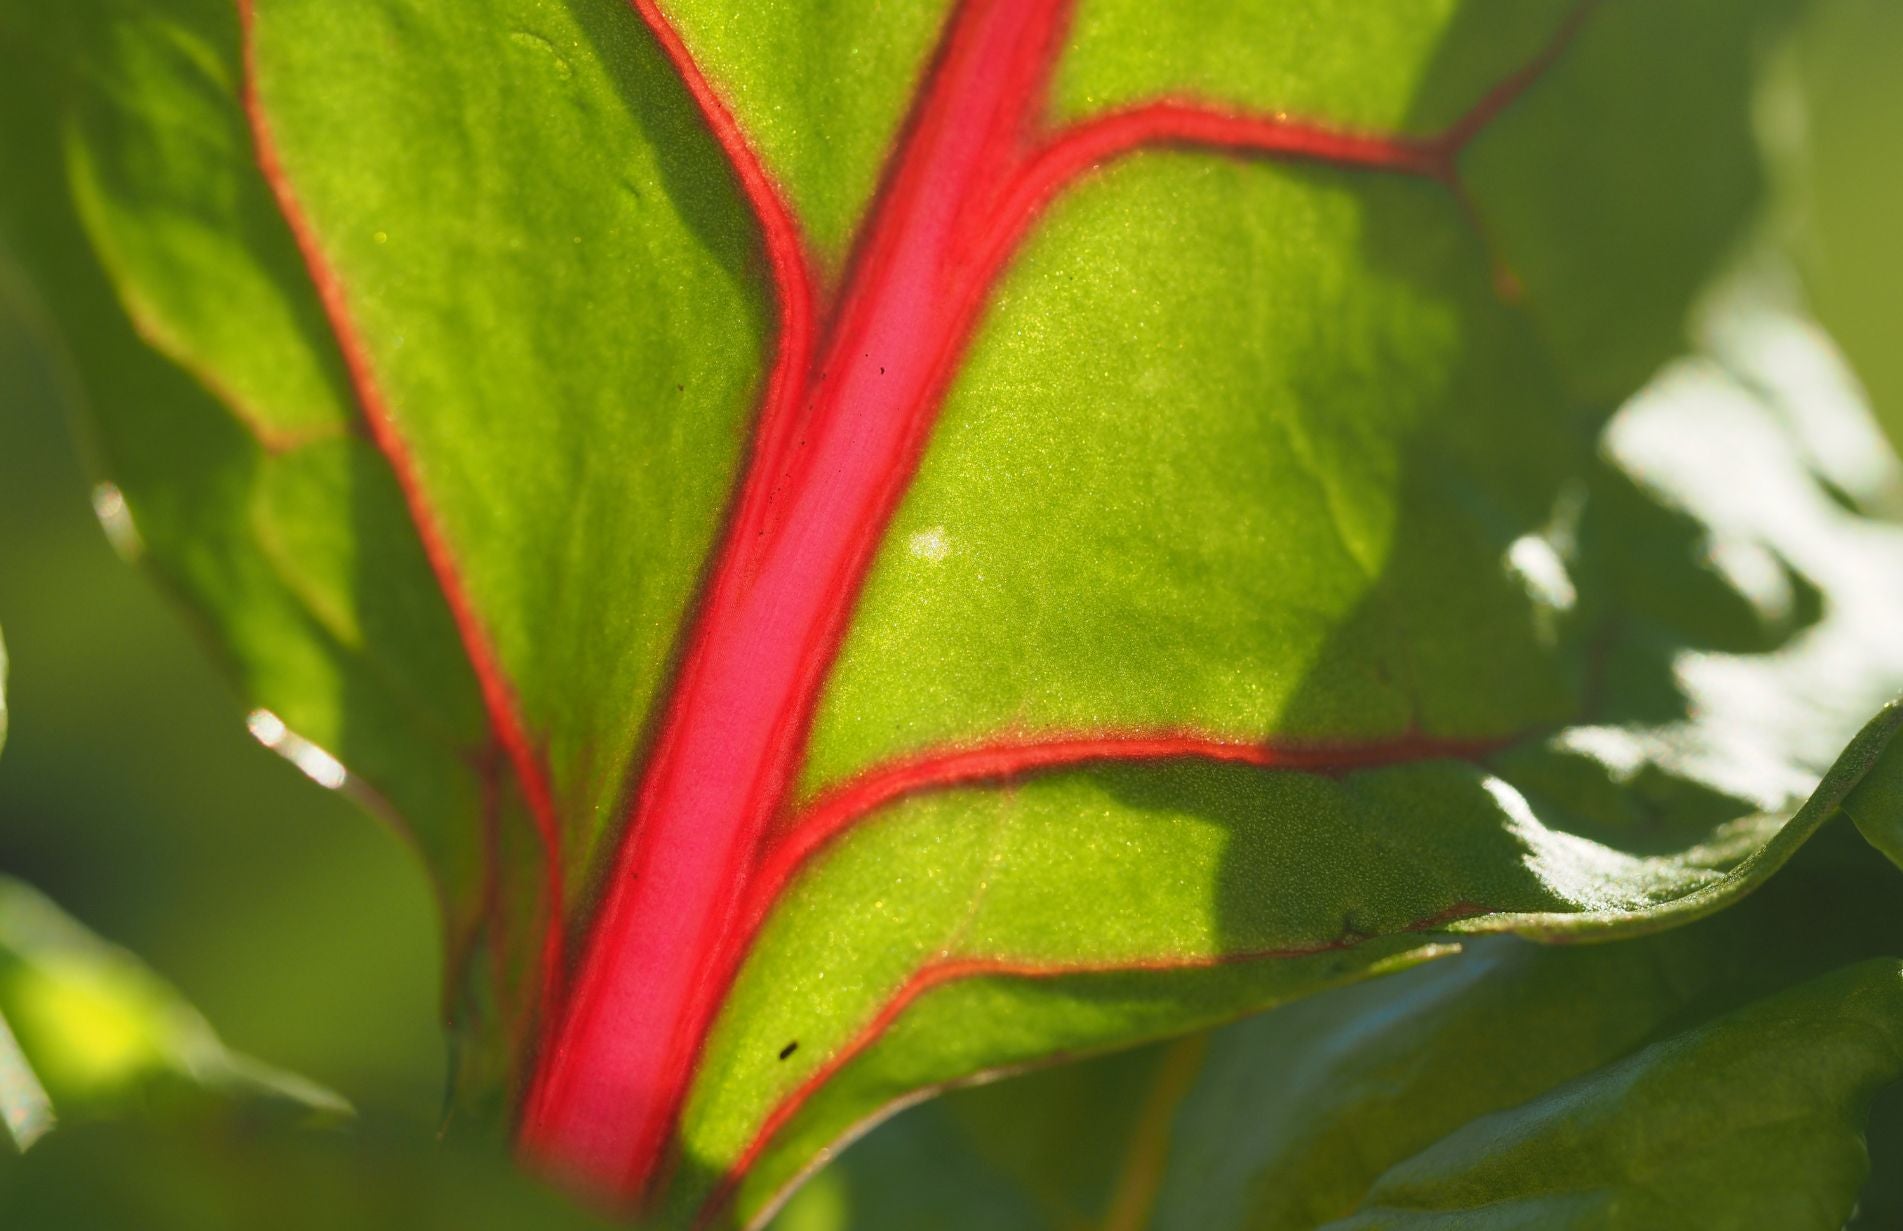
<box><xmin>689</xmin><ymin>292</ymin><xmax>1903</xmax><ymax>1223</ymax></box>
<box><xmin>784</xmin><ymin>820</ymin><xmax>1903</xmax><ymax>1230</ymax></box>
<box><xmin>4</xmin><ymin>1</ymin><xmax>1901</xmax><ymax>1225</ymax></box>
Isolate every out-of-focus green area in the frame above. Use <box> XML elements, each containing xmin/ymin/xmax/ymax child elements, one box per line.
<box><xmin>0</xmin><ymin>289</ymin><xmax>443</xmax><ymax>1120</ymax></box>
<box><xmin>0</xmin><ymin>0</ymin><xmax>1897</xmax><ymax>1170</ymax></box>
<box><xmin>1799</xmin><ymin>0</ymin><xmax>1903</xmax><ymax>441</ymax></box>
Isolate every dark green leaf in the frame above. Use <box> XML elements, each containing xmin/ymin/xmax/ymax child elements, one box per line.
<box><xmin>1325</xmin><ymin>961</ymin><xmax>1901</xmax><ymax>1230</ymax></box>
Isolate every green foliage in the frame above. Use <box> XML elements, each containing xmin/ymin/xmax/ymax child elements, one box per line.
<box><xmin>788</xmin><ymin>824</ymin><xmax>1903</xmax><ymax>1229</ymax></box>
<box><xmin>0</xmin><ymin>633</ymin><xmax>343</xmax><ymax>1159</ymax></box>
<box><xmin>3</xmin><ymin>0</ymin><xmax>1902</xmax><ymax>1226</ymax></box>
<box><xmin>0</xmin><ymin>874</ymin><xmax>348</xmax><ymax>1155</ymax></box>
<box><xmin>684</xmin><ymin>287</ymin><xmax>1903</xmax><ymax>1221</ymax></box>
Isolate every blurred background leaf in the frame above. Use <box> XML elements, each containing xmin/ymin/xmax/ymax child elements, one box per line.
<box><xmin>0</xmin><ymin>268</ymin><xmax>444</xmax><ymax>1124</ymax></box>
<box><xmin>0</xmin><ymin>871</ymin><xmax>347</xmax><ymax>1156</ymax></box>
<box><xmin>0</xmin><ymin>1119</ymin><xmax>618</xmax><ymax>1230</ymax></box>
<box><xmin>1794</xmin><ymin>0</ymin><xmax>1903</xmax><ymax>443</ymax></box>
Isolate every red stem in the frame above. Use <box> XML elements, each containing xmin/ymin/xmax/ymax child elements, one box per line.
<box><xmin>230</xmin><ymin>0</ymin><xmax>1597</xmax><ymax>1204</ymax></box>
<box><xmin>519</xmin><ymin>0</ymin><xmax>1596</xmax><ymax>1206</ymax></box>
<box><xmin>519</xmin><ymin>0</ymin><xmax>1077</xmax><ymax>1197</ymax></box>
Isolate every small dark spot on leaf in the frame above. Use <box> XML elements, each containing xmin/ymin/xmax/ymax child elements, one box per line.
<box><xmin>778</xmin><ymin>1041</ymin><xmax>799</xmax><ymax>1060</ymax></box>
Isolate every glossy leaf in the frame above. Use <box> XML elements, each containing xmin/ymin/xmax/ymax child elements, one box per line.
<box><xmin>6</xmin><ymin>0</ymin><xmax>1902</xmax><ymax>1224</ymax></box>
<box><xmin>1844</xmin><ymin>708</ymin><xmax>1903</xmax><ymax>874</ymax></box>
<box><xmin>783</xmin><ymin>820</ymin><xmax>1903</xmax><ymax>1230</ymax></box>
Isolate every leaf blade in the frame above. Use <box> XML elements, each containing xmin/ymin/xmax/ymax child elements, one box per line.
<box><xmin>783</xmin><ymin>820</ymin><xmax>1903</xmax><ymax>1231</ymax></box>
<box><xmin>7</xmin><ymin>2</ymin><xmax>1898</xmax><ymax>1220</ymax></box>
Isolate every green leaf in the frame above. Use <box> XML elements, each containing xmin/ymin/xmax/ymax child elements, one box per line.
<box><xmin>1325</xmin><ymin>963</ymin><xmax>1901</xmax><ymax>1230</ymax></box>
<box><xmin>0</xmin><ymin>629</ymin><xmax>43</xmax><ymax>1155</ymax></box>
<box><xmin>783</xmin><ymin>821</ymin><xmax>1903</xmax><ymax>1230</ymax></box>
<box><xmin>1842</xmin><ymin>712</ymin><xmax>1903</xmax><ymax>874</ymax></box>
<box><xmin>6</xmin><ymin>1</ymin><xmax>1901</xmax><ymax>1223</ymax></box>
<box><xmin>0</xmin><ymin>873</ymin><xmax>349</xmax><ymax>1157</ymax></box>
<box><xmin>0</xmin><ymin>626</ymin><xmax>345</xmax><ymax>1155</ymax></box>
<box><xmin>678</xmin><ymin>288</ymin><xmax>1903</xmax><ymax>1223</ymax></box>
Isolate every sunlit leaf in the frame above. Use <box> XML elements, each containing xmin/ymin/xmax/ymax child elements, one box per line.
<box><xmin>5</xmin><ymin>2</ymin><xmax>1899</xmax><ymax>1223</ymax></box>
<box><xmin>786</xmin><ymin>821</ymin><xmax>1903</xmax><ymax>1230</ymax></box>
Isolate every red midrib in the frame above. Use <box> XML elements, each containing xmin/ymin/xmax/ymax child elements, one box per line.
<box><xmin>517</xmin><ymin>0</ymin><xmax>1075</xmax><ymax>1197</ymax></box>
<box><xmin>229</xmin><ymin>0</ymin><xmax>1593</xmax><ymax>1207</ymax></box>
<box><xmin>518</xmin><ymin>0</ymin><xmax>1594</xmax><ymax>1208</ymax></box>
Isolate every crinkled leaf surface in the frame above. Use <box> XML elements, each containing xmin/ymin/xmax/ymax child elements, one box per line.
<box><xmin>6</xmin><ymin>0</ymin><xmax>1903</xmax><ymax>1224</ymax></box>
<box><xmin>782</xmin><ymin>820</ymin><xmax>1903</xmax><ymax>1231</ymax></box>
